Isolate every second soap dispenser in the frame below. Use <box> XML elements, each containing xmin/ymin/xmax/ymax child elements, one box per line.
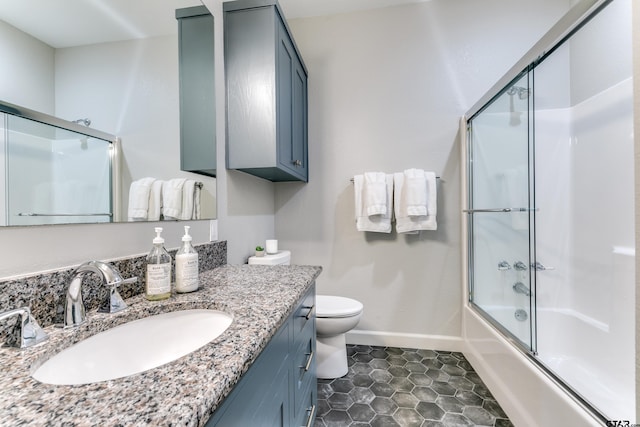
<box><xmin>175</xmin><ymin>225</ymin><xmax>199</xmax><ymax>293</ymax></box>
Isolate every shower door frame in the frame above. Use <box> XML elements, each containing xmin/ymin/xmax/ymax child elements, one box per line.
<box><xmin>462</xmin><ymin>0</ymin><xmax>621</xmax><ymax>424</ymax></box>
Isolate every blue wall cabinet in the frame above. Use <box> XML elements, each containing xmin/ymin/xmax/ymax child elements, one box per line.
<box><xmin>206</xmin><ymin>284</ymin><xmax>317</xmax><ymax>426</ymax></box>
<box><xmin>176</xmin><ymin>6</ymin><xmax>216</xmax><ymax>177</ymax></box>
<box><xmin>224</xmin><ymin>0</ymin><xmax>309</xmax><ymax>182</ymax></box>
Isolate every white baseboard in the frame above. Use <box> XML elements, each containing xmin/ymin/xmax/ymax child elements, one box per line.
<box><xmin>346</xmin><ymin>329</ymin><xmax>465</xmax><ymax>352</ymax></box>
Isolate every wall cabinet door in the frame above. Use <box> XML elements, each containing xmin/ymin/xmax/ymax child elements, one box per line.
<box><xmin>224</xmin><ymin>0</ymin><xmax>308</xmax><ymax>182</ymax></box>
<box><xmin>176</xmin><ymin>6</ymin><xmax>216</xmax><ymax>177</ymax></box>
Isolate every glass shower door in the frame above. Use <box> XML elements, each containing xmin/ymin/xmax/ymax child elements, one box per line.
<box><xmin>467</xmin><ymin>72</ymin><xmax>536</xmax><ymax>351</ymax></box>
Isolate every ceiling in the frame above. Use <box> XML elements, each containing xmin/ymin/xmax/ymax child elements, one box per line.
<box><xmin>0</xmin><ymin>0</ymin><xmax>422</xmax><ymax>49</ymax></box>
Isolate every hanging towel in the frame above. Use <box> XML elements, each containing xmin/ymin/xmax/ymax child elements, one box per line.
<box><xmin>404</xmin><ymin>169</ymin><xmax>427</xmax><ymax>216</ymax></box>
<box><xmin>503</xmin><ymin>165</ymin><xmax>528</xmax><ymax>230</ymax></box>
<box><xmin>180</xmin><ymin>180</ymin><xmax>196</xmax><ymax>220</ymax></box>
<box><xmin>128</xmin><ymin>177</ymin><xmax>156</xmax><ymax>221</ymax></box>
<box><xmin>363</xmin><ymin>172</ymin><xmax>388</xmax><ymax>216</ymax></box>
<box><xmin>147</xmin><ymin>180</ymin><xmax>164</xmax><ymax>221</ymax></box>
<box><xmin>354</xmin><ymin>174</ymin><xmax>393</xmax><ymax>233</ymax></box>
<box><xmin>394</xmin><ymin>171</ymin><xmax>437</xmax><ymax>233</ymax></box>
<box><xmin>193</xmin><ymin>183</ymin><xmax>202</xmax><ymax>220</ymax></box>
<box><xmin>162</xmin><ymin>178</ymin><xmax>186</xmax><ymax>220</ymax></box>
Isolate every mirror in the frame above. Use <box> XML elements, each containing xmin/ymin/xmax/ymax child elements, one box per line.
<box><xmin>0</xmin><ymin>0</ymin><xmax>216</xmax><ymax>226</ymax></box>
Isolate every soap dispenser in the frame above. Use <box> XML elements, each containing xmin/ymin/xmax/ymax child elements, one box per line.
<box><xmin>175</xmin><ymin>225</ymin><xmax>199</xmax><ymax>293</ymax></box>
<box><xmin>146</xmin><ymin>227</ymin><xmax>172</xmax><ymax>301</ymax></box>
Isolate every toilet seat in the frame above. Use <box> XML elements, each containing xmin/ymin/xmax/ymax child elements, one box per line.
<box><xmin>316</xmin><ymin>295</ymin><xmax>363</xmax><ymax>318</ymax></box>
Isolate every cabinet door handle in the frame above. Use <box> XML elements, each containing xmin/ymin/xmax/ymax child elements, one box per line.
<box><xmin>304</xmin><ymin>404</ymin><xmax>316</xmax><ymax>427</ymax></box>
<box><xmin>300</xmin><ymin>305</ymin><xmax>314</xmax><ymax>320</ymax></box>
<box><xmin>293</xmin><ymin>159</ymin><xmax>302</xmax><ymax>167</ymax></box>
<box><xmin>301</xmin><ymin>350</ymin><xmax>314</xmax><ymax>372</ymax></box>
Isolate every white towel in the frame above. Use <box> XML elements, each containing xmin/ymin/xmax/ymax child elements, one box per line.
<box><xmin>193</xmin><ymin>183</ymin><xmax>202</xmax><ymax>220</ymax></box>
<box><xmin>394</xmin><ymin>172</ymin><xmax>437</xmax><ymax>233</ymax></box>
<box><xmin>180</xmin><ymin>180</ymin><xmax>196</xmax><ymax>220</ymax></box>
<box><xmin>128</xmin><ymin>177</ymin><xmax>155</xmax><ymax>221</ymax></box>
<box><xmin>162</xmin><ymin>178</ymin><xmax>186</xmax><ymax>220</ymax></box>
<box><xmin>147</xmin><ymin>180</ymin><xmax>163</xmax><ymax>221</ymax></box>
<box><xmin>354</xmin><ymin>174</ymin><xmax>393</xmax><ymax>233</ymax></box>
<box><xmin>363</xmin><ymin>172</ymin><xmax>388</xmax><ymax>216</ymax></box>
<box><xmin>404</xmin><ymin>169</ymin><xmax>427</xmax><ymax>216</ymax></box>
<box><xmin>503</xmin><ymin>165</ymin><xmax>528</xmax><ymax>230</ymax></box>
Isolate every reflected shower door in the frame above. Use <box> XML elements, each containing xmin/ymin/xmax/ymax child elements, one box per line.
<box><xmin>467</xmin><ymin>72</ymin><xmax>536</xmax><ymax>351</ymax></box>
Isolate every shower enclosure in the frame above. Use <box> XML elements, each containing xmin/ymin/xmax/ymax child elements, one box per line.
<box><xmin>465</xmin><ymin>0</ymin><xmax>634</xmax><ymax>422</ymax></box>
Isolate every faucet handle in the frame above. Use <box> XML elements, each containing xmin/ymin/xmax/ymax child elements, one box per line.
<box><xmin>0</xmin><ymin>307</ymin><xmax>48</xmax><ymax>348</ymax></box>
<box><xmin>99</xmin><ymin>277</ymin><xmax>137</xmax><ymax>314</ymax></box>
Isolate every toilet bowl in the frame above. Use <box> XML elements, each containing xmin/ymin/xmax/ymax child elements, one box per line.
<box><xmin>316</xmin><ymin>295</ymin><xmax>363</xmax><ymax>379</ymax></box>
<box><xmin>247</xmin><ymin>250</ymin><xmax>363</xmax><ymax>379</ymax></box>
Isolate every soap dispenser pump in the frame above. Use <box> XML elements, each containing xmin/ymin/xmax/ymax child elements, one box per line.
<box><xmin>175</xmin><ymin>226</ymin><xmax>199</xmax><ymax>293</ymax></box>
<box><xmin>145</xmin><ymin>227</ymin><xmax>172</xmax><ymax>300</ymax></box>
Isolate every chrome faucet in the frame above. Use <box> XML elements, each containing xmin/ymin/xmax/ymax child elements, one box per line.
<box><xmin>0</xmin><ymin>306</ymin><xmax>48</xmax><ymax>348</ymax></box>
<box><xmin>512</xmin><ymin>281</ymin><xmax>531</xmax><ymax>296</ymax></box>
<box><xmin>64</xmin><ymin>261</ymin><xmax>137</xmax><ymax>328</ymax></box>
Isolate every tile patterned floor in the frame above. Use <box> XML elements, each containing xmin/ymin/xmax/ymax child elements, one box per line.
<box><xmin>315</xmin><ymin>345</ymin><xmax>513</xmax><ymax>427</ymax></box>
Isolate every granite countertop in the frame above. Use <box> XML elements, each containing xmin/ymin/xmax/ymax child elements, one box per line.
<box><xmin>0</xmin><ymin>264</ymin><xmax>322</xmax><ymax>427</ymax></box>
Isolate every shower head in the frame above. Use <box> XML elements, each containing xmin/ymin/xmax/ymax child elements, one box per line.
<box><xmin>73</xmin><ymin>118</ymin><xmax>91</xmax><ymax>127</ymax></box>
<box><xmin>507</xmin><ymin>86</ymin><xmax>531</xmax><ymax>100</ymax></box>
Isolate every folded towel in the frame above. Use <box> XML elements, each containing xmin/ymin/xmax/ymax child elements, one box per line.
<box><xmin>394</xmin><ymin>172</ymin><xmax>437</xmax><ymax>233</ymax></box>
<box><xmin>162</xmin><ymin>178</ymin><xmax>186</xmax><ymax>220</ymax></box>
<box><xmin>354</xmin><ymin>174</ymin><xmax>393</xmax><ymax>233</ymax></box>
<box><xmin>147</xmin><ymin>180</ymin><xmax>163</xmax><ymax>221</ymax></box>
<box><xmin>404</xmin><ymin>169</ymin><xmax>427</xmax><ymax>216</ymax></box>
<box><xmin>503</xmin><ymin>165</ymin><xmax>528</xmax><ymax>230</ymax></box>
<box><xmin>364</xmin><ymin>172</ymin><xmax>388</xmax><ymax>216</ymax></box>
<box><xmin>180</xmin><ymin>180</ymin><xmax>196</xmax><ymax>220</ymax></box>
<box><xmin>128</xmin><ymin>177</ymin><xmax>155</xmax><ymax>221</ymax></box>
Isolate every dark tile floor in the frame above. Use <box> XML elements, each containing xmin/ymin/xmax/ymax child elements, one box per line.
<box><xmin>315</xmin><ymin>345</ymin><xmax>513</xmax><ymax>427</ymax></box>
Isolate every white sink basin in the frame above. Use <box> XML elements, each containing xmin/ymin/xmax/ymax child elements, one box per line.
<box><xmin>32</xmin><ymin>309</ymin><xmax>232</xmax><ymax>385</ymax></box>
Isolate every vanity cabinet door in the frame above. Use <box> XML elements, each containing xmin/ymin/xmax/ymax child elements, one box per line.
<box><xmin>224</xmin><ymin>0</ymin><xmax>308</xmax><ymax>182</ymax></box>
<box><xmin>176</xmin><ymin>6</ymin><xmax>216</xmax><ymax>177</ymax></box>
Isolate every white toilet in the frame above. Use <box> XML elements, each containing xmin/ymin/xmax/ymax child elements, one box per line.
<box><xmin>315</xmin><ymin>295</ymin><xmax>363</xmax><ymax>379</ymax></box>
<box><xmin>247</xmin><ymin>250</ymin><xmax>363</xmax><ymax>379</ymax></box>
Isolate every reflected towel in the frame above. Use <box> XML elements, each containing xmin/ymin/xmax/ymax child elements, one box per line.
<box><xmin>193</xmin><ymin>183</ymin><xmax>202</xmax><ymax>220</ymax></box>
<box><xmin>364</xmin><ymin>172</ymin><xmax>388</xmax><ymax>216</ymax></box>
<box><xmin>147</xmin><ymin>180</ymin><xmax>163</xmax><ymax>221</ymax></box>
<box><xmin>180</xmin><ymin>180</ymin><xmax>196</xmax><ymax>220</ymax></box>
<box><xmin>128</xmin><ymin>177</ymin><xmax>155</xmax><ymax>221</ymax></box>
<box><xmin>162</xmin><ymin>178</ymin><xmax>186</xmax><ymax>220</ymax></box>
<box><xmin>354</xmin><ymin>174</ymin><xmax>393</xmax><ymax>233</ymax></box>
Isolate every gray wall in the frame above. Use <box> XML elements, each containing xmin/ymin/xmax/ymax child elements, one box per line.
<box><xmin>276</xmin><ymin>0</ymin><xmax>571</xmax><ymax>344</ymax></box>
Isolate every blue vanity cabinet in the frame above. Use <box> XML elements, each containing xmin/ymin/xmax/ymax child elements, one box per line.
<box><xmin>224</xmin><ymin>0</ymin><xmax>309</xmax><ymax>182</ymax></box>
<box><xmin>206</xmin><ymin>285</ymin><xmax>316</xmax><ymax>426</ymax></box>
<box><xmin>176</xmin><ymin>6</ymin><xmax>216</xmax><ymax>177</ymax></box>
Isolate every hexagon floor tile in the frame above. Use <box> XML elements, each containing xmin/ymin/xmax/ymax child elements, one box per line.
<box><xmin>315</xmin><ymin>345</ymin><xmax>513</xmax><ymax>427</ymax></box>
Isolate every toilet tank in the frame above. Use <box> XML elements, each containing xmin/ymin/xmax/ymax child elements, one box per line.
<box><xmin>248</xmin><ymin>250</ymin><xmax>291</xmax><ymax>265</ymax></box>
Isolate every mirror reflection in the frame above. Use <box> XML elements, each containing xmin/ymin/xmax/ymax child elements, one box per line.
<box><xmin>0</xmin><ymin>0</ymin><xmax>216</xmax><ymax>226</ymax></box>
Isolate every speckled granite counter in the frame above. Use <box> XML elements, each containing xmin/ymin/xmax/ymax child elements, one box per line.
<box><xmin>0</xmin><ymin>264</ymin><xmax>321</xmax><ymax>427</ymax></box>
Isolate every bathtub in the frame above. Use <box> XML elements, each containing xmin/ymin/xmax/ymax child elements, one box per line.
<box><xmin>463</xmin><ymin>305</ymin><xmax>604</xmax><ymax>427</ymax></box>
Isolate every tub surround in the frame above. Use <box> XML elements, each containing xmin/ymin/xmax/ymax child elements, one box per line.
<box><xmin>0</xmin><ymin>264</ymin><xmax>321</xmax><ymax>426</ymax></box>
<box><xmin>0</xmin><ymin>241</ymin><xmax>227</xmax><ymax>343</ymax></box>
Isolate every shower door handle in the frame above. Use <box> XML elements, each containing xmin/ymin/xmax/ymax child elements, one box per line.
<box><xmin>463</xmin><ymin>208</ymin><xmax>537</xmax><ymax>213</ymax></box>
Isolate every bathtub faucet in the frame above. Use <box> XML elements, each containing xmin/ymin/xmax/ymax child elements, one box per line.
<box><xmin>512</xmin><ymin>281</ymin><xmax>531</xmax><ymax>297</ymax></box>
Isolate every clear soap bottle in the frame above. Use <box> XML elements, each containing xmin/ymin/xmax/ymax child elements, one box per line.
<box><xmin>175</xmin><ymin>226</ymin><xmax>199</xmax><ymax>293</ymax></box>
<box><xmin>146</xmin><ymin>227</ymin><xmax>172</xmax><ymax>300</ymax></box>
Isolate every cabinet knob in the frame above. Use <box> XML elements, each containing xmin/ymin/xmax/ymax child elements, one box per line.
<box><xmin>292</xmin><ymin>160</ymin><xmax>302</xmax><ymax>167</ymax></box>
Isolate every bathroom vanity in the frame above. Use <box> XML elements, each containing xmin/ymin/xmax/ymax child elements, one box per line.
<box><xmin>0</xmin><ymin>264</ymin><xmax>320</xmax><ymax>426</ymax></box>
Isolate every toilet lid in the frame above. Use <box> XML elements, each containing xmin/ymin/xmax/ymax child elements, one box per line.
<box><xmin>316</xmin><ymin>295</ymin><xmax>363</xmax><ymax>318</ymax></box>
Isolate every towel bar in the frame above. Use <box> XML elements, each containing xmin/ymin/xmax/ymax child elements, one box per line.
<box><xmin>350</xmin><ymin>176</ymin><xmax>441</xmax><ymax>183</ymax></box>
